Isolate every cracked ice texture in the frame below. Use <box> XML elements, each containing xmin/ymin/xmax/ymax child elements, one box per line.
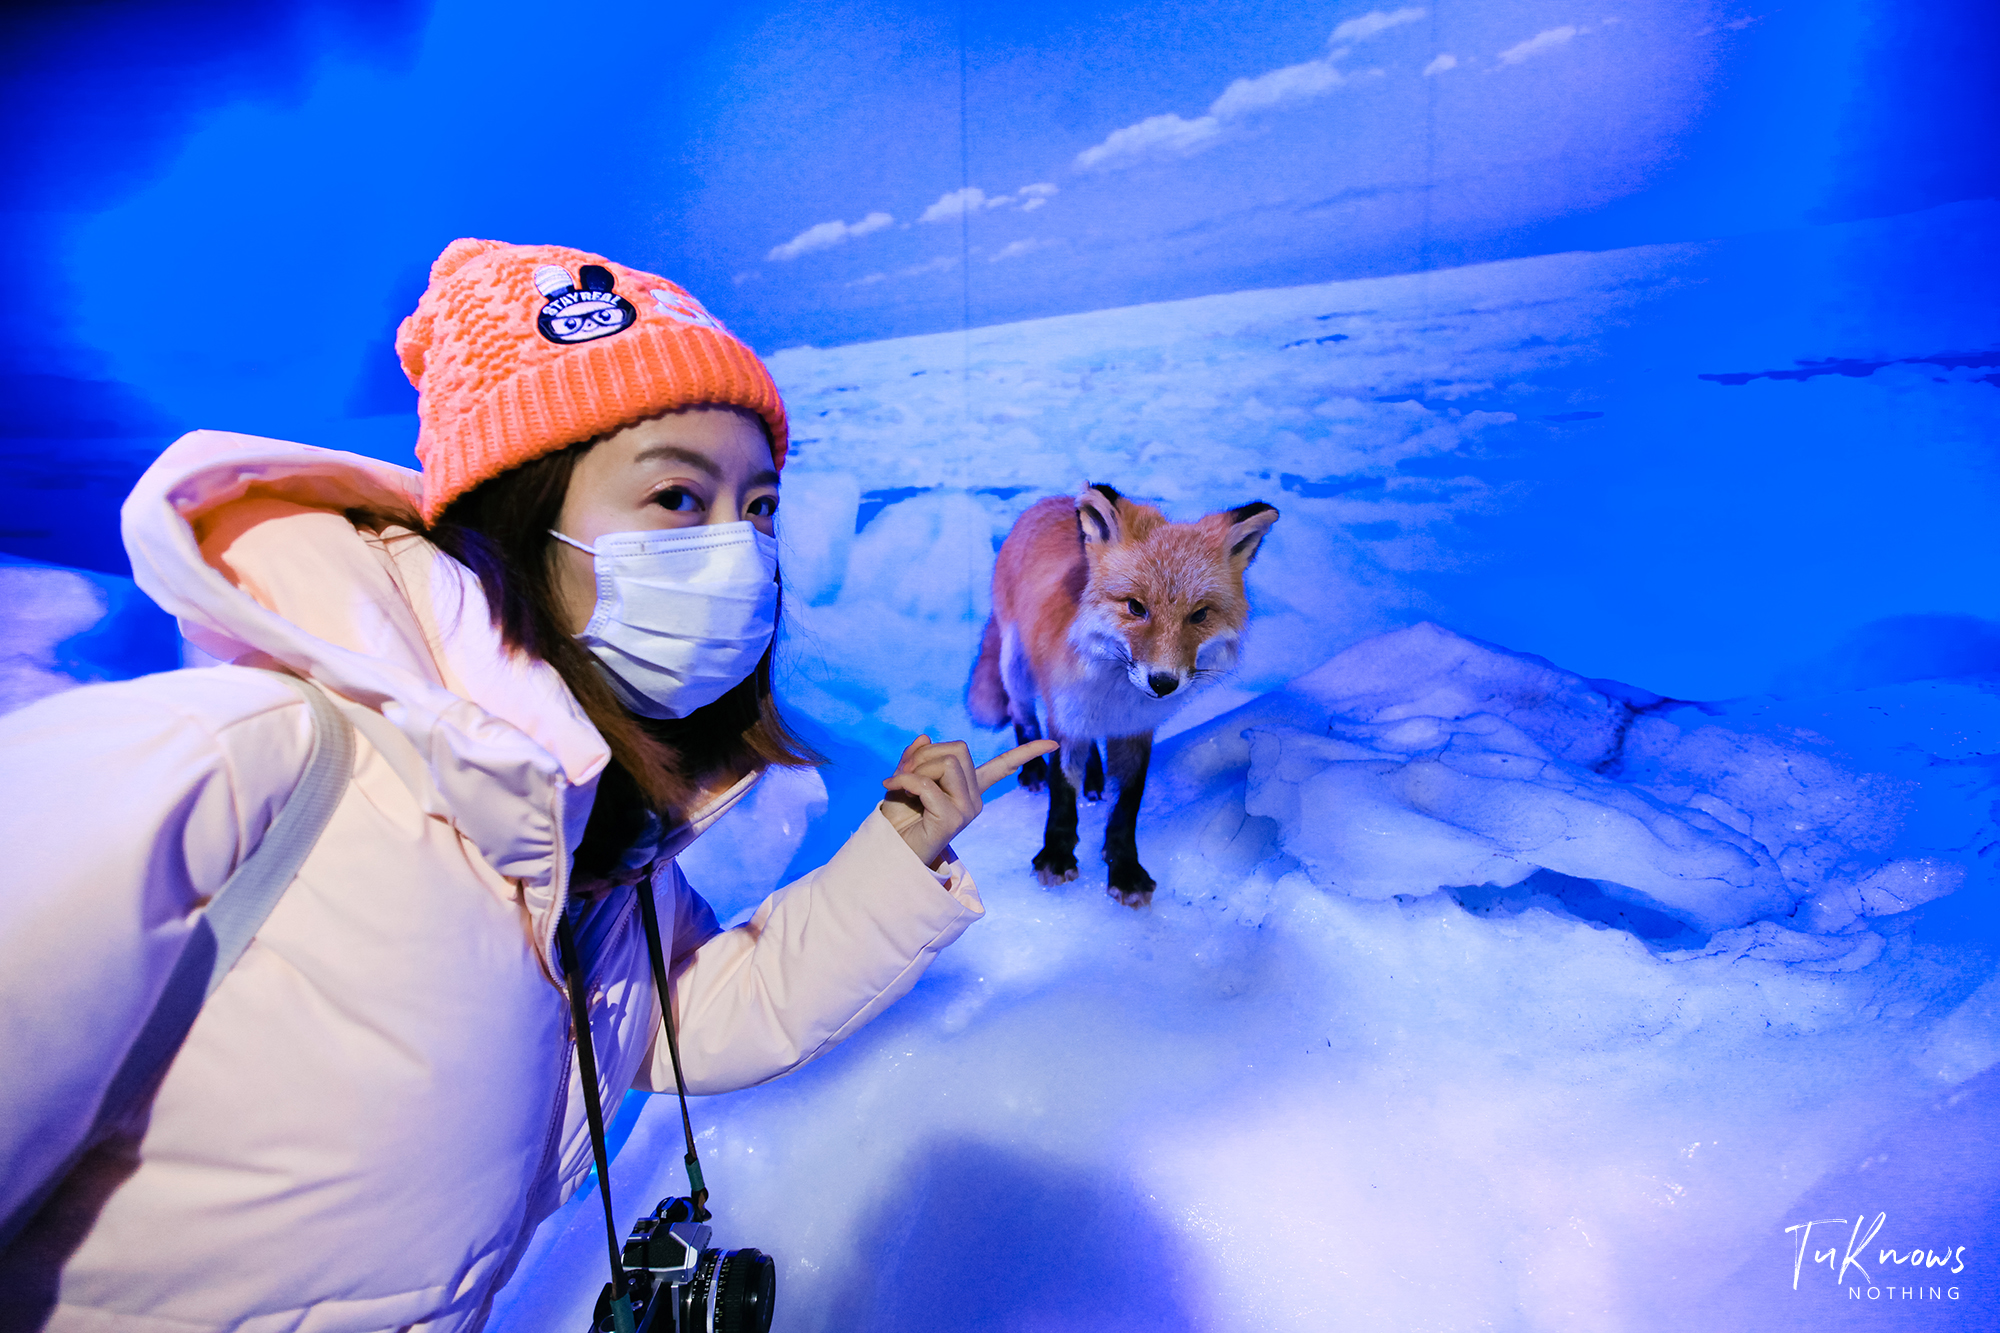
<box><xmin>1225</xmin><ymin>624</ymin><xmax>1969</xmax><ymax>937</ymax></box>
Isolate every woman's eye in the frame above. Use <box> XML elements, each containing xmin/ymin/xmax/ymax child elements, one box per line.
<box><xmin>654</xmin><ymin>487</ymin><xmax>702</xmax><ymax>513</ymax></box>
<box><xmin>747</xmin><ymin>496</ymin><xmax>778</xmax><ymax>518</ymax></box>
<box><xmin>1188</xmin><ymin>607</ymin><xmax>1209</xmax><ymax>624</ymax></box>
<box><xmin>1126</xmin><ymin>599</ymin><xmax>1148</xmax><ymax>619</ymax></box>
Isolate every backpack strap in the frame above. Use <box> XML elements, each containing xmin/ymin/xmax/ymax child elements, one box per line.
<box><xmin>93</xmin><ymin>672</ymin><xmax>355</xmax><ymax>1124</ymax></box>
<box><xmin>1</xmin><ymin>671</ymin><xmax>354</xmax><ymax>1252</ymax></box>
<box><xmin>198</xmin><ymin>676</ymin><xmax>355</xmax><ymax>998</ymax></box>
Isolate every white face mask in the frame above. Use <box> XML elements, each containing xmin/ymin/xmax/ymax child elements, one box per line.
<box><xmin>550</xmin><ymin>521</ymin><xmax>780</xmax><ymax>720</ymax></box>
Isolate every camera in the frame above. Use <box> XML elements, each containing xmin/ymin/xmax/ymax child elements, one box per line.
<box><xmin>590</xmin><ymin>1197</ymin><xmax>776</xmax><ymax>1333</ymax></box>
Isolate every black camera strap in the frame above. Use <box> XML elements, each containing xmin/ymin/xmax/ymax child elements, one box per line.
<box><xmin>557</xmin><ymin>911</ymin><xmax>635</xmax><ymax>1333</ymax></box>
<box><xmin>559</xmin><ymin>873</ymin><xmax>715</xmax><ymax>1333</ymax></box>
<box><xmin>635</xmin><ymin>874</ymin><xmax>711</xmax><ymax>1220</ymax></box>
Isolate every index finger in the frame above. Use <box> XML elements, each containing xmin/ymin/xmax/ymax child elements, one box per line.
<box><xmin>973</xmin><ymin>739</ymin><xmax>1061</xmax><ymax>793</ymax></box>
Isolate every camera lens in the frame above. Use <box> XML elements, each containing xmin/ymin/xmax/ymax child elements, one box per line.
<box><xmin>679</xmin><ymin>1247</ymin><xmax>776</xmax><ymax>1333</ymax></box>
<box><xmin>714</xmin><ymin>1249</ymin><xmax>775</xmax><ymax>1333</ymax></box>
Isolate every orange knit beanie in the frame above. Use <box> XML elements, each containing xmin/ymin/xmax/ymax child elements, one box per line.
<box><xmin>396</xmin><ymin>238</ymin><xmax>789</xmax><ymax>521</ymax></box>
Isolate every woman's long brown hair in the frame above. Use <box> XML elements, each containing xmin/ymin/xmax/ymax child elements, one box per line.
<box><xmin>408</xmin><ymin>438</ymin><xmax>817</xmax><ymax>882</ymax></box>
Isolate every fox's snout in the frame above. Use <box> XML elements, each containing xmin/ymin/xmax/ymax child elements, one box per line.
<box><xmin>1118</xmin><ymin>626</ymin><xmax>1235</xmax><ymax>697</ymax></box>
<box><xmin>1124</xmin><ymin>664</ymin><xmax>1185</xmax><ymax>698</ymax></box>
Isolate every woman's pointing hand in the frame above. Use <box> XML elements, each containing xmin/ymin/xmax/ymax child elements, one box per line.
<box><xmin>880</xmin><ymin>735</ymin><xmax>1061</xmax><ymax>869</ymax></box>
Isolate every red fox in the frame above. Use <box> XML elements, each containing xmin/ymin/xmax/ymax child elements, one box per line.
<box><xmin>967</xmin><ymin>483</ymin><xmax>1279</xmax><ymax>905</ymax></box>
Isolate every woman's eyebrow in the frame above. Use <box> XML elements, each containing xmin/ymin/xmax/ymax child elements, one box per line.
<box><xmin>631</xmin><ymin>445</ymin><xmax>722</xmax><ymax>478</ymax></box>
<box><xmin>746</xmin><ymin>468</ymin><xmax>780</xmax><ymax>489</ymax></box>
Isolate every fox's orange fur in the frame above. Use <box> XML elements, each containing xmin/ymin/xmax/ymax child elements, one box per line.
<box><xmin>969</xmin><ymin>484</ymin><xmax>1278</xmax><ymax>904</ymax></box>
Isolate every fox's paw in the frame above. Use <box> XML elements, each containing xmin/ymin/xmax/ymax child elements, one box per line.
<box><xmin>1017</xmin><ymin>755</ymin><xmax>1049</xmax><ymax>793</ymax></box>
<box><xmin>1032</xmin><ymin>846</ymin><xmax>1079</xmax><ymax>885</ymax></box>
<box><xmin>1082</xmin><ymin>781</ymin><xmax>1104</xmax><ymax>803</ymax></box>
<box><xmin>1107</xmin><ymin>860</ymin><xmax>1156</xmax><ymax>908</ymax></box>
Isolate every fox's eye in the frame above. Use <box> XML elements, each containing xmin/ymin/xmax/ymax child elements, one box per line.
<box><xmin>1188</xmin><ymin>607</ymin><xmax>1209</xmax><ymax>625</ymax></box>
<box><xmin>1126</xmin><ymin>599</ymin><xmax>1148</xmax><ymax>619</ymax></box>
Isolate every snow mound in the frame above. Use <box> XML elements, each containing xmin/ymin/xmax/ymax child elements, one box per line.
<box><xmin>0</xmin><ymin>564</ymin><xmax>109</xmax><ymax>715</ymax></box>
<box><xmin>1145</xmin><ymin>623</ymin><xmax>1987</xmax><ymax>942</ymax></box>
<box><xmin>0</xmin><ymin>561</ymin><xmax>179</xmax><ymax>717</ymax></box>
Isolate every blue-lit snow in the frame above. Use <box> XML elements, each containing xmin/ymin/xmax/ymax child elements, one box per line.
<box><xmin>4</xmin><ymin>206</ymin><xmax>1997</xmax><ymax>1330</ymax></box>
<box><xmin>492</xmin><ymin>636</ymin><xmax>1999</xmax><ymax>1330</ymax></box>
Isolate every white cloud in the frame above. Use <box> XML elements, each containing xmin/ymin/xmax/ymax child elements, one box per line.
<box><xmin>1076</xmin><ymin>11</ymin><xmax>1422</xmax><ymax>172</ymax></box>
<box><xmin>1329</xmin><ymin>7</ymin><xmax>1426</xmax><ymax>45</ymax></box>
<box><xmin>918</xmin><ymin>188</ymin><xmax>990</xmax><ymax>223</ymax></box>
<box><xmin>960</xmin><ymin>182</ymin><xmax>1062</xmax><ymax>214</ymax></box>
<box><xmin>1014</xmin><ymin>182</ymin><xmax>1058</xmax><ymax>211</ymax></box>
<box><xmin>731</xmin><ymin>270</ymin><xmax>761</xmax><ymax>286</ymax></box>
<box><xmin>848</xmin><ymin>255</ymin><xmax>958</xmax><ymax>288</ymax></box>
<box><xmin>1075</xmin><ymin>112</ymin><xmax>1222</xmax><ymax>171</ymax></box>
<box><xmin>1498</xmin><ymin>26</ymin><xmax>1578</xmax><ymax>64</ymax></box>
<box><xmin>1209</xmin><ymin>58</ymin><xmax>1346</xmax><ymax>117</ymax></box>
<box><xmin>766</xmin><ymin>211</ymin><xmax>894</xmax><ymax>261</ymax></box>
<box><xmin>990</xmin><ymin>238</ymin><xmax>1054</xmax><ymax>263</ymax></box>
<box><xmin>1422</xmin><ymin>52</ymin><xmax>1457</xmax><ymax>75</ymax></box>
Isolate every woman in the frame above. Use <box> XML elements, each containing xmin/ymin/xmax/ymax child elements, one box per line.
<box><xmin>0</xmin><ymin>238</ymin><xmax>1050</xmax><ymax>1331</ymax></box>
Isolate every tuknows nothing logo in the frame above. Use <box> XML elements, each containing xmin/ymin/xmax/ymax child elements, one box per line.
<box><xmin>1786</xmin><ymin>1211</ymin><xmax>1969</xmax><ymax>1303</ymax></box>
<box><xmin>533</xmin><ymin>263</ymin><xmax>637</xmax><ymax>345</ymax></box>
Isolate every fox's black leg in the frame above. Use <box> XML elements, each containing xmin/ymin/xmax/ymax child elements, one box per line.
<box><xmin>1013</xmin><ymin>716</ymin><xmax>1048</xmax><ymax>792</ymax></box>
<box><xmin>1103</xmin><ymin>735</ymin><xmax>1155</xmax><ymax>906</ymax></box>
<box><xmin>1032</xmin><ymin>747</ymin><xmax>1081</xmax><ymax>885</ymax></box>
<box><xmin>1083</xmin><ymin>743</ymin><xmax>1105</xmax><ymax>803</ymax></box>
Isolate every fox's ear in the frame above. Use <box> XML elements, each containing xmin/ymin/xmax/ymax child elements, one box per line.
<box><xmin>1223</xmin><ymin>501</ymin><xmax>1279</xmax><ymax>572</ymax></box>
<box><xmin>1076</xmin><ymin>483</ymin><xmax>1125</xmax><ymax>549</ymax></box>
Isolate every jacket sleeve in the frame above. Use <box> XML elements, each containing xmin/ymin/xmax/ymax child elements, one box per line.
<box><xmin>0</xmin><ymin>669</ymin><xmax>313</xmax><ymax>1233</ymax></box>
<box><xmin>639</xmin><ymin>807</ymin><xmax>984</xmax><ymax>1094</ymax></box>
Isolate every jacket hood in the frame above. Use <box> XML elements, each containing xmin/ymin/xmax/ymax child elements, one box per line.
<box><xmin>121</xmin><ymin>430</ymin><xmax>756</xmax><ymax>960</ymax></box>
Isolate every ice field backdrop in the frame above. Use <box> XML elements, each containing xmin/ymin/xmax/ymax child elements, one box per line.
<box><xmin>3</xmin><ymin>0</ymin><xmax>1998</xmax><ymax>1328</ymax></box>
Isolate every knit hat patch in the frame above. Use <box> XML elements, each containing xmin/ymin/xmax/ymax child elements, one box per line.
<box><xmin>533</xmin><ymin>264</ymin><xmax>637</xmax><ymax>345</ymax></box>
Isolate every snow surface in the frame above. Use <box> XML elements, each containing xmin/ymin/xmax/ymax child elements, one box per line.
<box><xmin>489</xmin><ymin>625</ymin><xmax>2000</xmax><ymax>1332</ymax></box>
<box><xmin>3</xmin><ymin>206</ymin><xmax>1997</xmax><ymax>1330</ymax></box>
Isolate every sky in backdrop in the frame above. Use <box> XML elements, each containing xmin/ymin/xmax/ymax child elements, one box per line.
<box><xmin>0</xmin><ymin>0</ymin><xmax>1993</xmax><ymax>575</ymax></box>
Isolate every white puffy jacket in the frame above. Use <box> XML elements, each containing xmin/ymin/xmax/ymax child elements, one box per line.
<box><xmin>0</xmin><ymin>431</ymin><xmax>983</xmax><ymax>1332</ymax></box>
